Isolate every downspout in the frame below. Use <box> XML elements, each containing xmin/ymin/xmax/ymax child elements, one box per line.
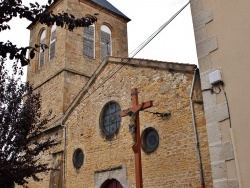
<box><xmin>61</xmin><ymin>120</ymin><xmax>67</xmax><ymax>188</ymax></box>
<box><xmin>190</xmin><ymin>68</ymin><xmax>205</xmax><ymax>188</ymax></box>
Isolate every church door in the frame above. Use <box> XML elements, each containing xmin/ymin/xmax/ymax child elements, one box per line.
<box><xmin>101</xmin><ymin>179</ymin><xmax>123</xmax><ymax>188</ymax></box>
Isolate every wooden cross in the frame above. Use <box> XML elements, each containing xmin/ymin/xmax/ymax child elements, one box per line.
<box><xmin>120</xmin><ymin>88</ymin><xmax>153</xmax><ymax>188</ymax></box>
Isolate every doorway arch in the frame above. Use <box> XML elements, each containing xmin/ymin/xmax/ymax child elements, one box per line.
<box><xmin>101</xmin><ymin>179</ymin><xmax>123</xmax><ymax>188</ymax></box>
<box><xmin>94</xmin><ymin>166</ymin><xmax>129</xmax><ymax>188</ymax></box>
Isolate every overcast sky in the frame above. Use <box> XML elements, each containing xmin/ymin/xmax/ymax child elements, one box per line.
<box><xmin>109</xmin><ymin>0</ymin><xmax>197</xmax><ymax>64</ymax></box>
<box><xmin>0</xmin><ymin>0</ymin><xmax>198</xmax><ymax>72</ymax></box>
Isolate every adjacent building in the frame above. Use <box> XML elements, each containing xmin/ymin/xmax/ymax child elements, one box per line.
<box><xmin>190</xmin><ymin>1</ymin><xmax>250</xmax><ymax>187</ymax></box>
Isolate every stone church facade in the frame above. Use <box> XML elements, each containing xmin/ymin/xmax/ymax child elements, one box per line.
<box><xmin>26</xmin><ymin>0</ymin><xmax>212</xmax><ymax>187</ymax></box>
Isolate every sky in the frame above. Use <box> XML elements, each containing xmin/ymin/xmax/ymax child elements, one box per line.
<box><xmin>0</xmin><ymin>0</ymin><xmax>198</xmax><ymax>75</ymax></box>
<box><xmin>108</xmin><ymin>0</ymin><xmax>197</xmax><ymax>64</ymax></box>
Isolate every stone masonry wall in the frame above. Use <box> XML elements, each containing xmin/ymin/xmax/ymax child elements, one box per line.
<box><xmin>27</xmin><ymin>0</ymin><xmax>130</xmax><ymax>117</ymax></box>
<box><xmin>27</xmin><ymin>0</ymin><xmax>68</xmax><ymax>85</ymax></box>
<box><xmin>21</xmin><ymin>128</ymin><xmax>64</xmax><ymax>188</ymax></box>
<box><xmin>63</xmin><ymin>0</ymin><xmax>129</xmax><ymax>76</ymax></box>
<box><xmin>64</xmin><ymin>61</ymin><xmax>212</xmax><ymax>188</ymax></box>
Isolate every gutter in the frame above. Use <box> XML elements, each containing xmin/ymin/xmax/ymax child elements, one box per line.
<box><xmin>190</xmin><ymin>68</ymin><xmax>205</xmax><ymax>188</ymax></box>
<box><xmin>61</xmin><ymin>120</ymin><xmax>67</xmax><ymax>188</ymax></box>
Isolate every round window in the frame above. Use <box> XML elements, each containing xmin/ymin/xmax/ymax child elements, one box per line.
<box><xmin>72</xmin><ymin>148</ymin><xmax>84</xmax><ymax>169</ymax></box>
<box><xmin>141</xmin><ymin>127</ymin><xmax>159</xmax><ymax>153</ymax></box>
<box><xmin>100</xmin><ymin>101</ymin><xmax>121</xmax><ymax>137</ymax></box>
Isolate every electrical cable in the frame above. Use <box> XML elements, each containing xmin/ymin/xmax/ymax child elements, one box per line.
<box><xmin>202</xmin><ymin>86</ymin><xmax>221</xmax><ymax>94</ymax></box>
<box><xmin>76</xmin><ymin>1</ymin><xmax>190</xmax><ymax>104</ymax></box>
<box><xmin>63</xmin><ymin>1</ymin><xmax>191</xmax><ymax>119</ymax></box>
<box><xmin>221</xmin><ymin>85</ymin><xmax>232</xmax><ymax>128</ymax></box>
<box><xmin>129</xmin><ymin>1</ymin><xmax>190</xmax><ymax>58</ymax></box>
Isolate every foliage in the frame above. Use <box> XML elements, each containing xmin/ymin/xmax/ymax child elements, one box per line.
<box><xmin>0</xmin><ymin>0</ymin><xmax>97</xmax><ymax>187</ymax></box>
<box><xmin>0</xmin><ymin>0</ymin><xmax>97</xmax><ymax>68</ymax></box>
<box><xmin>0</xmin><ymin>59</ymin><xmax>57</xmax><ymax>187</ymax></box>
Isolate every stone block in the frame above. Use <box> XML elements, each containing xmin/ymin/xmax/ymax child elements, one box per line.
<box><xmin>197</xmin><ymin>35</ymin><xmax>218</xmax><ymax>58</ymax></box>
<box><xmin>211</xmin><ymin>162</ymin><xmax>227</xmax><ymax>180</ymax></box>
<box><xmin>217</xmin><ymin>103</ymin><xmax>230</xmax><ymax>122</ymax></box>
<box><xmin>213</xmin><ymin>179</ymin><xmax>239</xmax><ymax>188</ymax></box>
<box><xmin>223</xmin><ymin>142</ymin><xmax>235</xmax><ymax>161</ymax></box>
<box><xmin>210</xmin><ymin>144</ymin><xmax>222</xmax><ymax>162</ymax></box>
<box><xmin>207</xmin><ymin>122</ymin><xmax>221</xmax><ymax>144</ymax></box>
<box><xmin>202</xmin><ymin>90</ymin><xmax>217</xmax><ymax>108</ymax></box>
<box><xmin>193</xmin><ymin>9</ymin><xmax>213</xmax><ymax>29</ymax></box>
<box><xmin>160</xmin><ymin>83</ymin><xmax>170</xmax><ymax>94</ymax></box>
<box><xmin>198</xmin><ymin>54</ymin><xmax>212</xmax><ymax>72</ymax></box>
<box><xmin>190</xmin><ymin>0</ymin><xmax>203</xmax><ymax>17</ymax></box>
<box><xmin>213</xmin><ymin>180</ymin><xmax>228</xmax><ymax>188</ymax></box>
<box><xmin>205</xmin><ymin>102</ymin><xmax>229</xmax><ymax>124</ymax></box>
<box><xmin>200</xmin><ymin>71</ymin><xmax>212</xmax><ymax>90</ymax></box>
<box><xmin>194</xmin><ymin>25</ymin><xmax>207</xmax><ymax>43</ymax></box>
<box><xmin>227</xmin><ymin>179</ymin><xmax>239</xmax><ymax>188</ymax></box>
<box><xmin>209</xmin><ymin>142</ymin><xmax>234</xmax><ymax>162</ymax></box>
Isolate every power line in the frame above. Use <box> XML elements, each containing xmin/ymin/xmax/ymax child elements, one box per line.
<box><xmin>82</xmin><ymin>1</ymin><xmax>190</xmax><ymax>99</ymax></box>
<box><xmin>64</xmin><ymin>1</ymin><xmax>190</xmax><ymax>118</ymax></box>
<box><xmin>129</xmin><ymin>1</ymin><xmax>190</xmax><ymax>58</ymax></box>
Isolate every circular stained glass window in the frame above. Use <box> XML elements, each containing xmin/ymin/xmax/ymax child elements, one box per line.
<box><xmin>101</xmin><ymin>101</ymin><xmax>121</xmax><ymax>137</ymax></box>
<box><xmin>141</xmin><ymin>127</ymin><xmax>159</xmax><ymax>153</ymax></box>
<box><xmin>72</xmin><ymin>148</ymin><xmax>84</xmax><ymax>169</ymax></box>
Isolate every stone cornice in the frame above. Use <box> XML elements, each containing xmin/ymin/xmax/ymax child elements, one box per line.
<box><xmin>32</xmin><ymin>68</ymin><xmax>90</xmax><ymax>91</ymax></box>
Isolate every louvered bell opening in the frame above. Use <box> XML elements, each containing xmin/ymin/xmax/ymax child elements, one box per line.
<box><xmin>51</xmin><ymin>30</ymin><xmax>56</xmax><ymax>41</ymax></box>
<box><xmin>83</xmin><ymin>26</ymin><xmax>94</xmax><ymax>58</ymax></box>
<box><xmin>84</xmin><ymin>38</ymin><xmax>94</xmax><ymax>58</ymax></box>
<box><xmin>49</xmin><ymin>30</ymin><xmax>56</xmax><ymax>60</ymax></box>
<box><xmin>39</xmin><ymin>51</ymin><xmax>44</xmax><ymax>67</ymax></box>
<box><xmin>39</xmin><ymin>38</ymin><xmax>46</xmax><ymax>67</ymax></box>
<box><xmin>101</xmin><ymin>31</ymin><xmax>111</xmax><ymax>61</ymax></box>
<box><xmin>49</xmin><ymin>42</ymin><xmax>55</xmax><ymax>60</ymax></box>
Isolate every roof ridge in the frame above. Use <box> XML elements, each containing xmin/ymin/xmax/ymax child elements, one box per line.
<box><xmin>108</xmin><ymin>56</ymin><xmax>197</xmax><ymax>67</ymax></box>
<box><xmin>91</xmin><ymin>0</ymin><xmax>130</xmax><ymax>21</ymax></box>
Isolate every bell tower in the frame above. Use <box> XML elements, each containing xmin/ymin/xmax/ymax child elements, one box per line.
<box><xmin>27</xmin><ymin>0</ymin><xmax>130</xmax><ymax>120</ymax></box>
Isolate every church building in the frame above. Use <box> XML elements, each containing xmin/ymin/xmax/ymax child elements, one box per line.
<box><xmin>27</xmin><ymin>0</ymin><xmax>212</xmax><ymax>187</ymax></box>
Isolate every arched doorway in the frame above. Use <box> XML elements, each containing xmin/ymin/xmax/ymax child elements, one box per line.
<box><xmin>101</xmin><ymin>179</ymin><xmax>123</xmax><ymax>188</ymax></box>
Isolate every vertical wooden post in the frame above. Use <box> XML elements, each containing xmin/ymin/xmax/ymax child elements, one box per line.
<box><xmin>121</xmin><ymin>88</ymin><xmax>153</xmax><ymax>188</ymax></box>
<box><xmin>132</xmin><ymin>89</ymin><xmax>143</xmax><ymax>188</ymax></box>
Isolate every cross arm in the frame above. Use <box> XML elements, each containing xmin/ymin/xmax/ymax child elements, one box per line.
<box><xmin>120</xmin><ymin>100</ymin><xmax>153</xmax><ymax>117</ymax></box>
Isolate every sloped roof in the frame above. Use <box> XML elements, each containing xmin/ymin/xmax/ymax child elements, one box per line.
<box><xmin>27</xmin><ymin>0</ymin><xmax>130</xmax><ymax>29</ymax></box>
<box><xmin>91</xmin><ymin>0</ymin><xmax>130</xmax><ymax>21</ymax></box>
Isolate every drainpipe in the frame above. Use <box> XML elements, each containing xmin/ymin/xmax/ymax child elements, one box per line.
<box><xmin>61</xmin><ymin>120</ymin><xmax>67</xmax><ymax>188</ymax></box>
<box><xmin>190</xmin><ymin>68</ymin><xmax>205</xmax><ymax>188</ymax></box>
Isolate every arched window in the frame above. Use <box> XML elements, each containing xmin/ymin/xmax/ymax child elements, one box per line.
<box><xmin>39</xmin><ymin>30</ymin><xmax>46</xmax><ymax>67</ymax></box>
<box><xmin>49</xmin><ymin>24</ymin><xmax>56</xmax><ymax>61</ymax></box>
<box><xmin>101</xmin><ymin>25</ymin><xmax>112</xmax><ymax>61</ymax></box>
<box><xmin>83</xmin><ymin>24</ymin><xmax>95</xmax><ymax>58</ymax></box>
